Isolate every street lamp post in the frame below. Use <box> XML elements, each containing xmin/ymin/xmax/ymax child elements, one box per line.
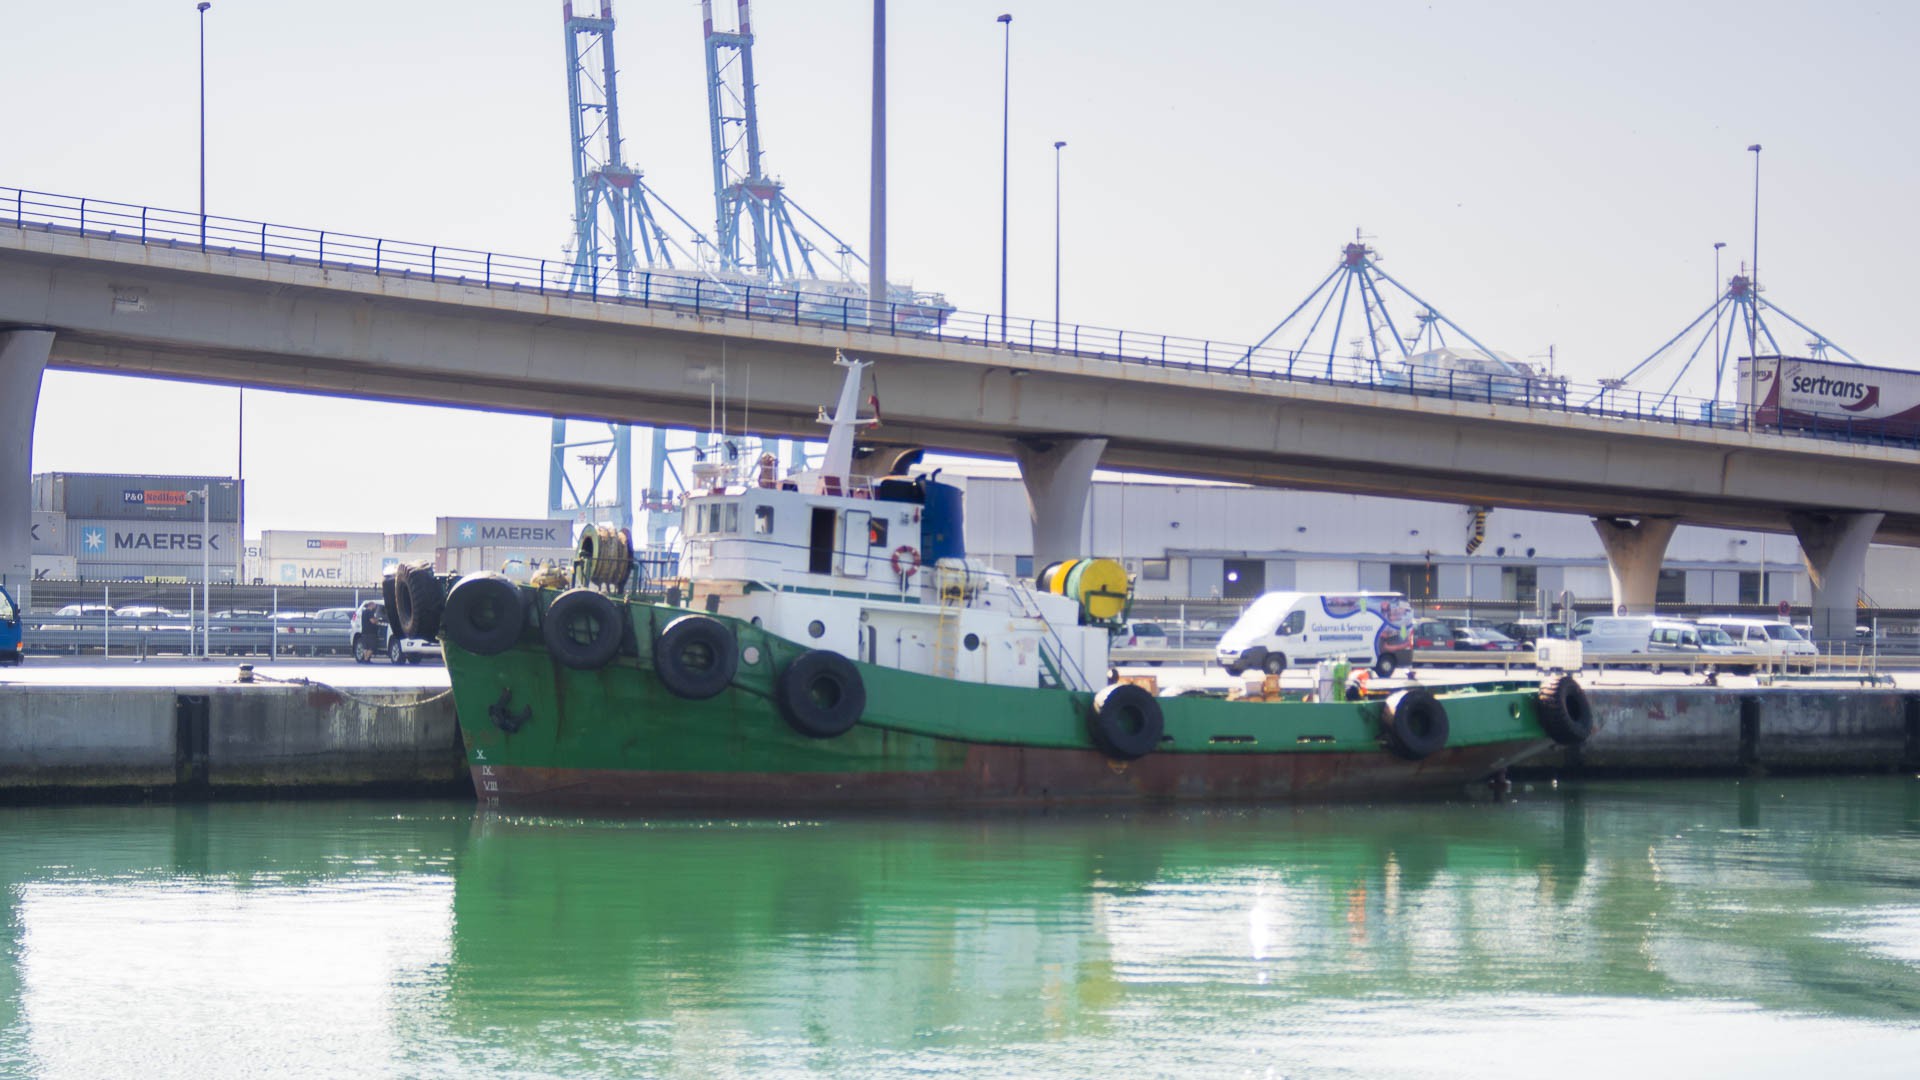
<box><xmin>997</xmin><ymin>12</ymin><xmax>1012</xmax><ymax>343</ymax></box>
<box><xmin>1052</xmin><ymin>139</ymin><xmax>1065</xmax><ymax>349</ymax></box>
<box><xmin>1713</xmin><ymin>240</ymin><xmax>1725</xmax><ymax>404</ymax></box>
<box><xmin>198</xmin><ymin>485</ymin><xmax>211</xmax><ymax>658</ymax></box>
<box><xmin>1746</xmin><ymin>143</ymin><xmax>1762</xmax><ymax>431</ymax></box>
<box><xmin>197</xmin><ymin>2</ymin><xmax>210</xmax><ymax>248</ymax></box>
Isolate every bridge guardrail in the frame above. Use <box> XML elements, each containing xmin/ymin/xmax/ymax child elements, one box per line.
<box><xmin>10</xmin><ymin>183</ymin><xmax>1917</xmax><ymax>449</ymax></box>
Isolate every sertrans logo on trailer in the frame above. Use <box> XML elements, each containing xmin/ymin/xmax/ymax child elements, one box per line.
<box><xmin>1788</xmin><ymin>371</ymin><xmax>1882</xmax><ymax>412</ymax></box>
<box><xmin>122</xmin><ymin>489</ymin><xmax>192</xmax><ymax>509</ymax></box>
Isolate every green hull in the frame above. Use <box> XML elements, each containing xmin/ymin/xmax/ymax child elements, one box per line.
<box><xmin>447</xmin><ymin>594</ymin><xmax>1558</xmax><ymax>810</ymax></box>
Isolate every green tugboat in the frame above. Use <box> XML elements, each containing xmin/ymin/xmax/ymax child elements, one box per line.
<box><xmin>425</xmin><ymin>356</ymin><xmax>1593</xmax><ymax>812</ymax></box>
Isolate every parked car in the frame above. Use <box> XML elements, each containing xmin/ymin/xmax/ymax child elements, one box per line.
<box><xmin>308</xmin><ymin>607</ymin><xmax>358</xmax><ymax>656</ymax></box>
<box><xmin>1406</xmin><ymin>620</ymin><xmax>1454</xmax><ymax>649</ymax></box>
<box><xmin>1647</xmin><ymin>619</ymin><xmax>1746</xmax><ymax>672</ymax></box>
<box><xmin>1695</xmin><ymin>617</ymin><xmax>1819</xmax><ymax>671</ymax></box>
<box><xmin>54</xmin><ymin>603</ymin><xmax>113</xmax><ymax>618</ymax></box>
<box><xmin>1495</xmin><ymin>619</ymin><xmax>1572</xmax><ymax>648</ymax></box>
<box><xmin>1451</xmin><ymin>626</ymin><xmax>1523</xmax><ymax>651</ymax></box>
<box><xmin>1113</xmin><ymin>622</ymin><xmax>1169</xmax><ymax>648</ymax></box>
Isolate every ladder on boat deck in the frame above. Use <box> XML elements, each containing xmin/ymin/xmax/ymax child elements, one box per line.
<box><xmin>1005</xmin><ymin>581</ymin><xmax>1093</xmax><ymax>693</ymax></box>
<box><xmin>931</xmin><ymin>563</ymin><xmax>966</xmax><ymax>679</ymax></box>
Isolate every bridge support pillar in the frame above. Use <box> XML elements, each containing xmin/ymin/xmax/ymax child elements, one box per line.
<box><xmin>1592</xmin><ymin>515</ymin><xmax>1677</xmax><ymax>615</ymax></box>
<box><xmin>0</xmin><ymin>330</ymin><xmax>50</xmax><ymax>600</ymax></box>
<box><xmin>1012</xmin><ymin>437</ymin><xmax>1106</xmax><ymax>572</ymax></box>
<box><xmin>1789</xmin><ymin>511</ymin><xmax>1882</xmax><ymax>644</ymax></box>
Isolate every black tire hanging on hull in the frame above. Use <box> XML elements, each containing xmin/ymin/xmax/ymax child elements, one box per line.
<box><xmin>777</xmin><ymin>649</ymin><xmax>866</xmax><ymax>738</ymax></box>
<box><xmin>1087</xmin><ymin>682</ymin><xmax>1164</xmax><ymax>760</ymax></box>
<box><xmin>541</xmin><ymin>588</ymin><xmax>625</xmax><ymax>671</ymax></box>
<box><xmin>654</xmin><ymin>614</ymin><xmax>739</xmax><ymax>700</ymax></box>
<box><xmin>442</xmin><ymin>573</ymin><xmax>529</xmax><ymax>656</ymax></box>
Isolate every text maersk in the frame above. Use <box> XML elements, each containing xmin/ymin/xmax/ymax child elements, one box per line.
<box><xmin>483</xmin><ymin>525</ymin><xmax>561</xmax><ymax>542</ymax></box>
<box><xmin>115</xmin><ymin>531</ymin><xmax>221</xmax><ymax>551</ymax></box>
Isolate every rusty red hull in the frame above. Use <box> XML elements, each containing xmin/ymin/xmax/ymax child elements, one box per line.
<box><xmin>471</xmin><ymin>739</ymin><xmax>1549</xmax><ymax>813</ymax></box>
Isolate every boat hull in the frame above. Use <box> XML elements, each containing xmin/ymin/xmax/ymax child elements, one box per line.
<box><xmin>449</xmin><ymin>594</ymin><xmax>1558</xmax><ymax>813</ymax></box>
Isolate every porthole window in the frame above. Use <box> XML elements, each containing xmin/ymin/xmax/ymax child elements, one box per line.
<box><xmin>807</xmin><ymin>619</ymin><xmax>826</xmax><ymax>639</ymax></box>
<box><xmin>963</xmin><ymin>633</ymin><xmax>980</xmax><ymax>651</ymax></box>
<box><xmin>742</xmin><ymin>645</ymin><xmax>762</xmax><ymax>666</ymax></box>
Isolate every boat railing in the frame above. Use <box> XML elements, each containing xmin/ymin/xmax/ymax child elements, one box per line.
<box><xmin>1003</xmin><ymin>579</ymin><xmax>1095</xmax><ymax>693</ymax></box>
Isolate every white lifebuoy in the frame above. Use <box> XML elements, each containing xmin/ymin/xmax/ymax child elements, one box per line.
<box><xmin>890</xmin><ymin>545</ymin><xmax>921</xmax><ymax>577</ymax></box>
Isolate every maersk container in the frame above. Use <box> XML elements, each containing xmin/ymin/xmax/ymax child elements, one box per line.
<box><xmin>68</xmin><ymin>517</ymin><xmax>241</xmax><ymax>568</ymax></box>
<box><xmin>261</xmin><ymin>530</ymin><xmax>385</xmax><ymax>561</ymax></box>
<box><xmin>1736</xmin><ymin>356</ymin><xmax>1920</xmax><ymax>438</ymax></box>
<box><xmin>438</xmin><ymin>544</ymin><xmax>572</xmax><ymax>577</ymax></box>
<box><xmin>30</xmin><ymin>511</ymin><xmax>66</xmax><ymax>556</ymax></box>
<box><xmin>436</xmin><ymin>516</ymin><xmax>572</xmax><ymax>550</ymax></box>
<box><xmin>31</xmin><ymin>554</ymin><xmax>78</xmax><ymax>581</ymax></box>
<box><xmin>34</xmin><ymin>472</ymin><xmax>242</xmax><ymax>522</ymax></box>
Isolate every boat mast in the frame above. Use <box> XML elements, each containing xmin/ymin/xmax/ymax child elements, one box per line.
<box><xmin>818</xmin><ymin>354</ymin><xmax>870</xmax><ymax>487</ymax></box>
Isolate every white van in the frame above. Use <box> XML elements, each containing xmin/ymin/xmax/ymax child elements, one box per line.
<box><xmin>1696</xmin><ymin>617</ymin><xmax>1818</xmax><ymax>668</ymax></box>
<box><xmin>1646</xmin><ymin>619</ymin><xmax>1746</xmax><ymax>671</ymax></box>
<box><xmin>1216</xmin><ymin>592</ymin><xmax>1415</xmax><ymax>677</ymax></box>
<box><xmin>1570</xmin><ymin>616</ymin><xmax>1656</xmax><ymax>656</ymax></box>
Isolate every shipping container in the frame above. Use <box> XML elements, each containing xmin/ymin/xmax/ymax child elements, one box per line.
<box><xmin>386</xmin><ymin>532</ymin><xmax>437</xmax><ymax>555</ymax></box>
<box><xmin>1737</xmin><ymin>356</ymin><xmax>1920</xmax><ymax>439</ymax></box>
<box><xmin>265</xmin><ymin>551</ymin><xmax>387</xmax><ymax>586</ymax></box>
<box><xmin>437</xmin><ymin>544</ymin><xmax>573</xmax><ymax>577</ymax></box>
<box><xmin>30</xmin><ymin>554</ymin><xmax>77</xmax><ymax>580</ymax></box>
<box><xmin>30</xmin><ymin>511</ymin><xmax>66</xmax><ymax>556</ymax></box>
<box><xmin>77</xmin><ymin>562</ymin><xmax>237</xmax><ymax>584</ymax></box>
<box><xmin>436</xmin><ymin>516</ymin><xmax>573</xmax><ymax>550</ymax></box>
<box><xmin>33</xmin><ymin>473</ymin><xmax>242</xmax><ymax>522</ymax></box>
<box><xmin>69</xmin><ymin>518</ymin><xmax>241</xmax><ymax>568</ymax></box>
<box><xmin>261</xmin><ymin>529</ymin><xmax>385</xmax><ymax>561</ymax></box>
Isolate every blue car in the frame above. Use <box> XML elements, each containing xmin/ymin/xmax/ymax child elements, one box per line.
<box><xmin>0</xmin><ymin>584</ymin><xmax>21</xmax><ymax>665</ymax></box>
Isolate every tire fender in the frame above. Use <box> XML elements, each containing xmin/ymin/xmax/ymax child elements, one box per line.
<box><xmin>654</xmin><ymin>614</ymin><xmax>740</xmax><ymax>700</ymax></box>
<box><xmin>1535</xmin><ymin>674</ymin><xmax>1594</xmax><ymax>745</ymax></box>
<box><xmin>1088</xmin><ymin>682</ymin><xmax>1164</xmax><ymax>760</ymax></box>
<box><xmin>1380</xmin><ymin>687</ymin><xmax>1450</xmax><ymax>761</ymax></box>
<box><xmin>541</xmin><ymin>588</ymin><xmax>625</xmax><ymax>671</ymax></box>
<box><xmin>442</xmin><ymin>574</ymin><xmax>528</xmax><ymax>656</ymax></box>
<box><xmin>777</xmin><ymin>649</ymin><xmax>866</xmax><ymax>738</ymax></box>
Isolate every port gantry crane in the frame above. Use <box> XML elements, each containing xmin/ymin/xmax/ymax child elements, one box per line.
<box><xmin>552</xmin><ymin>0</ymin><xmax>714</xmax><ymax>551</ymax></box>
<box><xmin>1244</xmin><ymin>232</ymin><xmax>1508</xmax><ymax>379</ymax></box>
<box><xmin>1602</xmin><ymin>269</ymin><xmax>1865</xmax><ymax>411</ymax></box>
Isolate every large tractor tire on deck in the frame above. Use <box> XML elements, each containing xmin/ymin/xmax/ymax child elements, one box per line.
<box><xmin>442</xmin><ymin>574</ymin><xmax>528</xmax><ymax>656</ymax></box>
<box><xmin>541</xmin><ymin>588</ymin><xmax>625</xmax><ymax>671</ymax></box>
<box><xmin>1380</xmin><ymin>687</ymin><xmax>1450</xmax><ymax>761</ymax></box>
<box><xmin>394</xmin><ymin>562</ymin><xmax>444</xmax><ymax>640</ymax></box>
<box><xmin>1535</xmin><ymin>674</ymin><xmax>1595</xmax><ymax>745</ymax></box>
<box><xmin>1088</xmin><ymin>682</ymin><xmax>1164</xmax><ymax>761</ymax></box>
<box><xmin>654</xmin><ymin>615</ymin><xmax>739</xmax><ymax>700</ymax></box>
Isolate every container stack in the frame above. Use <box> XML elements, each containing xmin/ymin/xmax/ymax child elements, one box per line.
<box><xmin>32</xmin><ymin>472</ymin><xmax>241</xmax><ymax>583</ymax></box>
<box><xmin>434</xmin><ymin>516</ymin><xmax>575</xmax><ymax>578</ymax></box>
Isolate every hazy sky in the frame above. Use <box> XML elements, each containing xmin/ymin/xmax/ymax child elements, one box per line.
<box><xmin>7</xmin><ymin>0</ymin><xmax>1917</xmax><ymax>534</ymax></box>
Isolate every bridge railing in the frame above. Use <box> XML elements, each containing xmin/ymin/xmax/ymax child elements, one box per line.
<box><xmin>10</xmin><ymin>184</ymin><xmax>1918</xmax><ymax>449</ymax></box>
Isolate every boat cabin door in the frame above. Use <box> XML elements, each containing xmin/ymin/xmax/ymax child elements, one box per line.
<box><xmin>840</xmin><ymin>510</ymin><xmax>871</xmax><ymax>576</ymax></box>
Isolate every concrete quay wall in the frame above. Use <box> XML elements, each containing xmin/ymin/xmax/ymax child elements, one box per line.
<box><xmin>0</xmin><ymin>683</ymin><xmax>464</xmax><ymax>797</ymax></box>
<box><xmin>1536</xmin><ymin>687</ymin><xmax>1918</xmax><ymax>774</ymax></box>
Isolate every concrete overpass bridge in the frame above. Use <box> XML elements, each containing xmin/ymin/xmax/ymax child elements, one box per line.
<box><xmin>3</xmin><ymin>186</ymin><xmax>1916</xmax><ymax>639</ymax></box>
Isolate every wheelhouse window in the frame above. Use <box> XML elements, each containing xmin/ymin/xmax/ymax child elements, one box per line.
<box><xmin>868</xmin><ymin>518</ymin><xmax>888</xmax><ymax>547</ymax></box>
<box><xmin>724</xmin><ymin>502</ymin><xmax>739</xmax><ymax>533</ymax></box>
<box><xmin>754</xmin><ymin>505</ymin><xmax>774</xmax><ymax>535</ymax></box>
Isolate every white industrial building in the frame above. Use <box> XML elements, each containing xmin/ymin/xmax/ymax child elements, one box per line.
<box><xmin>944</xmin><ymin>470</ymin><xmax>1920</xmax><ymax>611</ymax></box>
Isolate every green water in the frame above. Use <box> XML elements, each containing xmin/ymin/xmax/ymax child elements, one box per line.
<box><xmin>4</xmin><ymin>780</ymin><xmax>1920</xmax><ymax>1078</ymax></box>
